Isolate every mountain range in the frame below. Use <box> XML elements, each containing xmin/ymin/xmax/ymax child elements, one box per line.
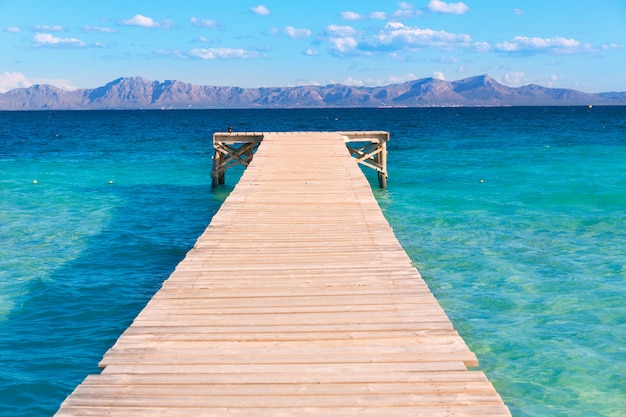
<box><xmin>1</xmin><ymin>74</ymin><xmax>625</xmax><ymax>110</ymax></box>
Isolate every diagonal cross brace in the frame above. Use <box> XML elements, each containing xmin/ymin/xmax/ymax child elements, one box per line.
<box><xmin>214</xmin><ymin>142</ymin><xmax>258</xmax><ymax>171</ymax></box>
<box><xmin>346</xmin><ymin>142</ymin><xmax>386</xmax><ymax>174</ymax></box>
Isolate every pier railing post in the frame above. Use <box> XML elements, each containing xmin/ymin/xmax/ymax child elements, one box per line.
<box><xmin>211</xmin><ymin>148</ymin><xmax>222</xmax><ymax>188</ymax></box>
<box><xmin>377</xmin><ymin>141</ymin><xmax>388</xmax><ymax>189</ymax></box>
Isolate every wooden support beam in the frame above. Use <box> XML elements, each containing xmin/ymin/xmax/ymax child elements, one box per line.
<box><xmin>212</xmin><ymin>133</ymin><xmax>263</xmax><ymax>188</ymax></box>
<box><xmin>212</xmin><ymin>131</ymin><xmax>389</xmax><ymax>189</ymax></box>
<box><xmin>342</xmin><ymin>131</ymin><xmax>389</xmax><ymax>189</ymax></box>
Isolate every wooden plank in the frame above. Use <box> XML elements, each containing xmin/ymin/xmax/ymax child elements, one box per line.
<box><xmin>55</xmin><ymin>132</ymin><xmax>509</xmax><ymax>416</ymax></box>
<box><xmin>99</xmin><ymin>361</ymin><xmax>470</xmax><ymax>374</ymax></box>
<box><xmin>104</xmin><ymin>335</ymin><xmax>469</xmax><ymax>350</ymax></box>
<box><xmin>98</xmin><ymin>352</ymin><xmax>478</xmax><ymax>368</ymax></box>
<box><xmin>57</xmin><ymin>406</ymin><xmax>512</xmax><ymax>417</ymax></box>
<box><xmin>80</xmin><ymin>371</ymin><xmax>491</xmax><ymax>385</ymax></box>
<box><xmin>116</xmin><ymin>328</ymin><xmax>461</xmax><ymax>343</ymax></box>
<box><xmin>60</xmin><ymin>393</ymin><xmax>507</xmax><ymax>408</ymax></box>
<box><xmin>79</xmin><ymin>380</ymin><xmax>493</xmax><ymax>392</ymax></box>
<box><xmin>71</xmin><ymin>381</ymin><xmax>499</xmax><ymax>396</ymax></box>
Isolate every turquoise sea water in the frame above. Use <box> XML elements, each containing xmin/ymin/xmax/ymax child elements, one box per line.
<box><xmin>0</xmin><ymin>108</ymin><xmax>624</xmax><ymax>416</ymax></box>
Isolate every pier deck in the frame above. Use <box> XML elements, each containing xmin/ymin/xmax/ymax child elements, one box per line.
<box><xmin>56</xmin><ymin>132</ymin><xmax>510</xmax><ymax>416</ymax></box>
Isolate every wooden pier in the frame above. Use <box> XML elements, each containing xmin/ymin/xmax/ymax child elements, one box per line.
<box><xmin>56</xmin><ymin>132</ymin><xmax>510</xmax><ymax>416</ymax></box>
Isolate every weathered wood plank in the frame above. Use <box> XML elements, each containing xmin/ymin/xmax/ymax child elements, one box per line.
<box><xmin>60</xmin><ymin>393</ymin><xmax>507</xmax><ymax>408</ymax></box>
<box><xmin>57</xmin><ymin>405</ymin><xmax>512</xmax><ymax>417</ymax></box>
<box><xmin>99</xmin><ymin>361</ymin><xmax>470</xmax><ymax>374</ymax></box>
<box><xmin>80</xmin><ymin>371</ymin><xmax>491</xmax><ymax>385</ymax></box>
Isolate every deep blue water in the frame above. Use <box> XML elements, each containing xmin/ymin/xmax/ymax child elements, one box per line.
<box><xmin>0</xmin><ymin>108</ymin><xmax>625</xmax><ymax>416</ymax></box>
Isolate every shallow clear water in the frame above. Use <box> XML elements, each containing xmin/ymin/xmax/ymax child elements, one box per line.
<box><xmin>0</xmin><ymin>108</ymin><xmax>624</xmax><ymax>416</ymax></box>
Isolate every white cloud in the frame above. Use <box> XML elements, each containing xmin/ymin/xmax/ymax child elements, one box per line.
<box><xmin>119</xmin><ymin>14</ymin><xmax>173</xmax><ymax>29</ymax></box>
<box><xmin>538</xmin><ymin>78</ymin><xmax>557</xmax><ymax>88</ymax></box>
<box><xmin>251</xmin><ymin>5</ymin><xmax>270</xmax><ymax>16</ymax></box>
<box><xmin>32</xmin><ymin>25</ymin><xmax>65</xmax><ymax>32</ymax></box>
<box><xmin>0</xmin><ymin>72</ymin><xmax>77</xmax><ymax>92</ymax></box>
<box><xmin>284</xmin><ymin>26</ymin><xmax>312</xmax><ymax>39</ymax></box>
<box><xmin>337</xmin><ymin>73</ymin><xmax>419</xmax><ymax>87</ymax></box>
<box><xmin>341</xmin><ymin>3</ymin><xmax>422</xmax><ymax>21</ymax></box>
<box><xmin>393</xmin><ymin>2</ymin><xmax>423</xmax><ymax>19</ymax></box>
<box><xmin>514</xmin><ymin>9</ymin><xmax>525</xmax><ymax>15</ymax></box>
<box><xmin>473</xmin><ymin>41</ymin><xmax>491</xmax><ymax>52</ymax></box>
<box><xmin>305</xmin><ymin>49</ymin><xmax>319</xmax><ymax>56</ymax></box>
<box><xmin>500</xmin><ymin>73</ymin><xmax>561</xmax><ymax>88</ymax></box>
<box><xmin>320</xmin><ymin>22</ymin><xmax>477</xmax><ymax>56</ymax></box>
<box><xmin>370</xmin><ymin>11</ymin><xmax>388</xmax><ymax>20</ymax></box>
<box><xmin>601</xmin><ymin>43</ymin><xmax>621</xmax><ymax>50</ymax></box>
<box><xmin>368</xmin><ymin>22</ymin><xmax>473</xmax><ymax>50</ymax></box>
<box><xmin>0</xmin><ymin>71</ymin><xmax>32</xmax><ymax>92</ymax></box>
<box><xmin>5</xmin><ymin>26</ymin><xmax>21</xmax><ymax>33</ymax></box>
<box><xmin>320</xmin><ymin>25</ymin><xmax>360</xmax><ymax>55</ymax></box>
<box><xmin>188</xmin><ymin>47</ymin><xmax>265</xmax><ymax>59</ymax></box>
<box><xmin>342</xmin><ymin>77</ymin><xmax>366</xmax><ymax>87</ymax></box>
<box><xmin>83</xmin><ymin>25</ymin><xmax>116</xmax><ymax>33</ymax></box>
<box><xmin>190</xmin><ymin>17</ymin><xmax>220</xmax><ymax>30</ymax></box>
<box><xmin>332</xmin><ymin>37</ymin><xmax>359</xmax><ymax>54</ymax></box>
<box><xmin>340</xmin><ymin>11</ymin><xmax>362</xmax><ymax>21</ymax></box>
<box><xmin>428</xmin><ymin>0</ymin><xmax>470</xmax><ymax>15</ymax></box>
<box><xmin>385</xmin><ymin>73</ymin><xmax>418</xmax><ymax>84</ymax></box>
<box><xmin>496</xmin><ymin>36</ymin><xmax>588</xmax><ymax>53</ymax></box>
<box><xmin>34</xmin><ymin>33</ymin><xmax>86</xmax><ymax>47</ymax></box>
<box><xmin>45</xmin><ymin>78</ymin><xmax>79</xmax><ymax>90</ymax></box>
<box><xmin>121</xmin><ymin>14</ymin><xmax>156</xmax><ymax>27</ymax></box>
<box><xmin>440</xmin><ymin>55</ymin><xmax>460</xmax><ymax>63</ymax></box>
<box><xmin>155</xmin><ymin>49</ymin><xmax>188</xmax><ymax>60</ymax></box>
<box><xmin>325</xmin><ymin>25</ymin><xmax>357</xmax><ymax>37</ymax></box>
<box><xmin>432</xmin><ymin>71</ymin><xmax>446</xmax><ymax>80</ymax></box>
<box><xmin>503</xmin><ymin>72</ymin><xmax>527</xmax><ymax>85</ymax></box>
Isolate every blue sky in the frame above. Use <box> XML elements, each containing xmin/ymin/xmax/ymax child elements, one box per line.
<box><xmin>1</xmin><ymin>0</ymin><xmax>625</xmax><ymax>93</ymax></box>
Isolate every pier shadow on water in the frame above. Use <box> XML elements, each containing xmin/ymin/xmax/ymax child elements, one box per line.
<box><xmin>0</xmin><ymin>182</ymin><xmax>226</xmax><ymax>417</ymax></box>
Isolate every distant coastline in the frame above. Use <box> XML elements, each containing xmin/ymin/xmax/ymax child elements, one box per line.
<box><xmin>1</xmin><ymin>74</ymin><xmax>625</xmax><ymax>110</ymax></box>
